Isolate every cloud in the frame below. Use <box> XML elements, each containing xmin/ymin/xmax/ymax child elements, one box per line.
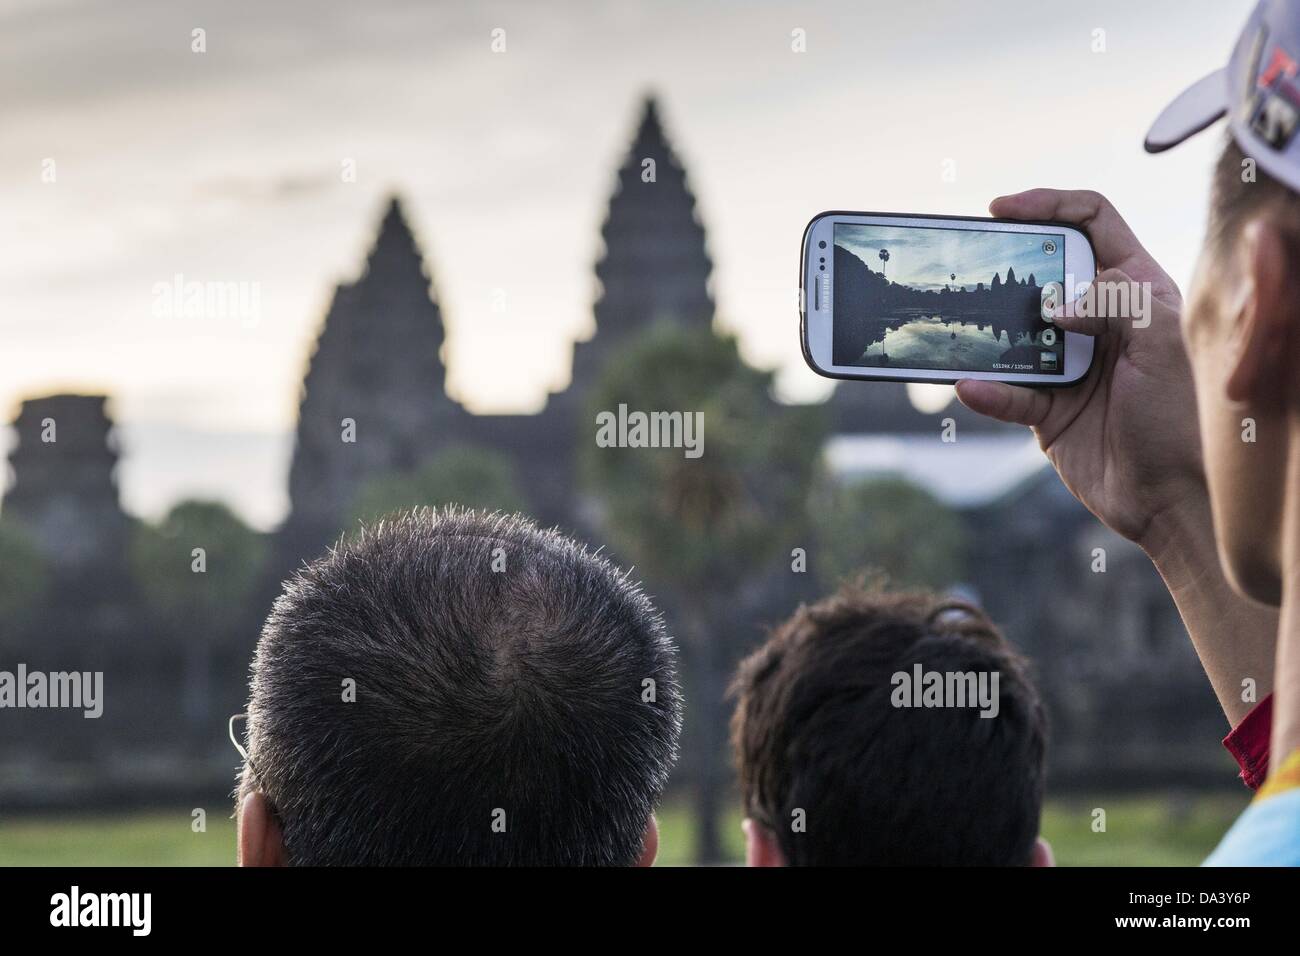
<box><xmin>197</xmin><ymin>172</ymin><xmax>336</xmax><ymax>204</ymax></box>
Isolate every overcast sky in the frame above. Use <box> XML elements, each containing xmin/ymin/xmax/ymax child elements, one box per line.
<box><xmin>0</xmin><ymin>0</ymin><xmax>1255</xmax><ymax>526</ymax></box>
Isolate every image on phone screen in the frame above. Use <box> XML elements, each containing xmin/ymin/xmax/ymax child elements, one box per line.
<box><xmin>831</xmin><ymin>223</ymin><xmax>1066</xmax><ymax>374</ymax></box>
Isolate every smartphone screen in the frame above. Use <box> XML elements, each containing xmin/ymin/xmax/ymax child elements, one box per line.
<box><xmin>830</xmin><ymin>222</ymin><xmax>1066</xmax><ymax>375</ymax></box>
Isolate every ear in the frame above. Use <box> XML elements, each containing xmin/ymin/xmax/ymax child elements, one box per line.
<box><xmin>1225</xmin><ymin>219</ymin><xmax>1292</xmax><ymax>404</ymax></box>
<box><xmin>237</xmin><ymin>791</ymin><xmax>286</xmax><ymax>867</ymax></box>
<box><xmin>634</xmin><ymin>814</ymin><xmax>659</xmax><ymax>867</ymax></box>
<box><xmin>742</xmin><ymin>818</ymin><xmax>787</xmax><ymax>867</ymax></box>
<box><xmin>1029</xmin><ymin>836</ymin><xmax>1055</xmax><ymax>867</ymax></box>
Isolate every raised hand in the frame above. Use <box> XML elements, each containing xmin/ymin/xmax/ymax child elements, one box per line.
<box><xmin>955</xmin><ymin>189</ymin><xmax>1198</xmax><ymax>547</ymax></box>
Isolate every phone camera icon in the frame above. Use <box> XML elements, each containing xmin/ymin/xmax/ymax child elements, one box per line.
<box><xmin>1041</xmin><ymin>328</ymin><xmax>1057</xmax><ymax>347</ymax></box>
<box><xmin>1041</xmin><ymin>239</ymin><xmax>1057</xmax><ymax>255</ymax></box>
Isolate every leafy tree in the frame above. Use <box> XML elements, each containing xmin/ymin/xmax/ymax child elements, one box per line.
<box><xmin>0</xmin><ymin>521</ymin><xmax>49</xmax><ymax>625</ymax></box>
<box><xmin>131</xmin><ymin>501</ymin><xmax>267</xmax><ymax>618</ymax></box>
<box><xmin>581</xmin><ymin>321</ymin><xmax>826</xmax><ymax>863</ymax></box>
<box><xmin>131</xmin><ymin>501</ymin><xmax>267</xmax><ymax>729</ymax></box>
<box><xmin>813</xmin><ymin>475</ymin><xmax>968</xmax><ymax>591</ymax></box>
<box><xmin>349</xmin><ymin>444</ymin><xmax>527</xmax><ymax>526</ymax></box>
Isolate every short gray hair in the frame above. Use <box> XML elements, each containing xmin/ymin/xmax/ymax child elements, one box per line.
<box><xmin>242</xmin><ymin>507</ymin><xmax>682</xmax><ymax>865</ymax></box>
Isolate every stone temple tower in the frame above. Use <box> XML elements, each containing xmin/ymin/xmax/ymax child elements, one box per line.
<box><xmin>566</xmin><ymin>96</ymin><xmax>716</xmax><ymax>396</ymax></box>
<box><xmin>2</xmin><ymin>394</ymin><xmax>130</xmax><ymax>580</ymax></box>
<box><xmin>282</xmin><ymin>197</ymin><xmax>459</xmax><ymax>560</ymax></box>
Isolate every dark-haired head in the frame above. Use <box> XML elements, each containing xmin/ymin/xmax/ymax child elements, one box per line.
<box><xmin>730</xmin><ymin>583</ymin><xmax>1048</xmax><ymax>866</ymax></box>
<box><xmin>237</xmin><ymin>507</ymin><xmax>682</xmax><ymax>866</ymax></box>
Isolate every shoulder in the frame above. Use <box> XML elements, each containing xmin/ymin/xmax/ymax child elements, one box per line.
<box><xmin>1205</xmin><ymin>787</ymin><xmax>1300</xmax><ymax>867</ymax></box>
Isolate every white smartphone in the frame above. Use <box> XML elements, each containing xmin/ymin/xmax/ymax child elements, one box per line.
<box><xmin>800</xmin><ymin>211</ymin><xmax>1097</xmax><ymax>386</ymax></box>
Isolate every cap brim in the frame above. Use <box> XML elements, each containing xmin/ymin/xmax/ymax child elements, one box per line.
<box><xmin>1144</xmin><ymin>69</ymin><xmax>1229</xmax><ymax>153</ymax></box>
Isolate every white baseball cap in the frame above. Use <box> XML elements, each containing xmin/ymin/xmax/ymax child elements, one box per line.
<box><xmin>1146</xmin><ymin>0</ymin><xmax>1300</xmax><ymax>193</ymax></box>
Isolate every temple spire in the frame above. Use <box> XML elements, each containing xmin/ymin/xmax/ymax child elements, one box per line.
<box><xmin>283</xmin><ymin>195</ymin><xmax>456</xmax><ymax>549</ymax></box>
<box><xmin>3</xmin><ymin>394</ymin><xmax>130</xmax><ymax>584</ymax></box>
<box><xmin>567</xmin><ymin>95</ymin><xmax>715</xmax><ymax>391</ymax></box>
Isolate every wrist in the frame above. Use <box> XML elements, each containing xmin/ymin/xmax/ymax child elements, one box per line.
<box><xmin>1136</xmin><ymin>481</ymin><xmax>1217</xmax><ymax>584</ymax></box>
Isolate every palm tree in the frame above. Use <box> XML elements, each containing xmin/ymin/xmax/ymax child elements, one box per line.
<box><xmin>581</xmin><ymin>322</ymin><xmax>826</xmax><ymax>864</ymax></box>
<box><xmin>878</xmin><ymin>248</ymin><xmax>890</xmax><ymax>277</ymax></box>
<box><xmin>812</xmin><ymin>476</ymin><xmax>969</xmax><ymax>590</ymax></box>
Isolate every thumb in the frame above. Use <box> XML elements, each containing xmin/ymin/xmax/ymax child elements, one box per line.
<box><xmin>955</xmin><ymin>379</ymin><xmax>1051</xmax><ymax>429</ymax></box>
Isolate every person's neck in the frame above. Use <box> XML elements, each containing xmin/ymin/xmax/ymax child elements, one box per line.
<box><xmin>1272</xmin><ymin>422</ymin><xmax>1300</xmax><ymax>764</ymax></box>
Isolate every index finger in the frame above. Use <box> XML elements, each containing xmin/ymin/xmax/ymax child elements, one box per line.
<box><xmin>989</xmin><ymin>189</ymin><xmax>1180</xmax><ymax>306</ymax></box>
<box><xmin>988</xmin><ymin>189</ymin><xmax>1143</xmax><ymax>266</ymax></box>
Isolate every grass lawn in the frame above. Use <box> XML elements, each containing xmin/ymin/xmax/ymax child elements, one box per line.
<box><xmin>1039</xmin><ymin>792</ymin><xmax>1250</xmax><ymax>867</ymax></box>
<box><xmin>0</xmin><ymin>792</ymin><xmax>1250</xmax><ymax>867</ymax></box>
<box><xmin>0</xmin><ymin>810</ymin><xmax>239</xmax><ymax>867</ymax></box>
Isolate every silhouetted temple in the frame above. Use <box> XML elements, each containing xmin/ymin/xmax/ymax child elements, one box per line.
<box><xmin>568</xmin><ymin>97</ymin><xmax>714</xmax><ymax>390</ymax></box>
<box><xmin>279</xmin><ymin>96</ymin><xmax>721</xmax><ymax>562</ymax></box>
<box><xmin>4</xmin><ymin>396</ymin><xmax>131</xmax><ymax>595</ymax></box>
<box><xmin>282</xmin><ymin>198</ymin><xmax>461</xmax><ymax>561</ymax></box>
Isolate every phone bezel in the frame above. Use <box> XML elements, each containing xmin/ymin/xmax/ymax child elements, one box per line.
<box><xmin>800</xmin><ymin>210</ymin><xmax>1097</xmax><ymax>386</ymax></box>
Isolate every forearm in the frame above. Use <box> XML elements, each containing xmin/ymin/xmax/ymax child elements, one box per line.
<box><xmin>1140</xmin><ymin>491</ymin><xmax>1279</xmax><ymax>727</ymax></box>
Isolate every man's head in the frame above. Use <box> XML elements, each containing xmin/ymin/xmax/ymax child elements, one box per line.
<box><xmin>1146</xmin><ymin>0</ymin><xmax>1300</xmax><ymax>605</ymax></box>
<box><xmin>729</xmin><ymin>584</ymin><xmax>1049</xmax><ymax>866</ymax></box>
<box><xmin>1183</xmin><ymin>138</ymin><xmax>1300</xmax><ymax>606</ymax></box>
<box><xmin>237</xmin><ymin>507</ymin><xmax>682</xmax><ymax>866</ymax></box>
